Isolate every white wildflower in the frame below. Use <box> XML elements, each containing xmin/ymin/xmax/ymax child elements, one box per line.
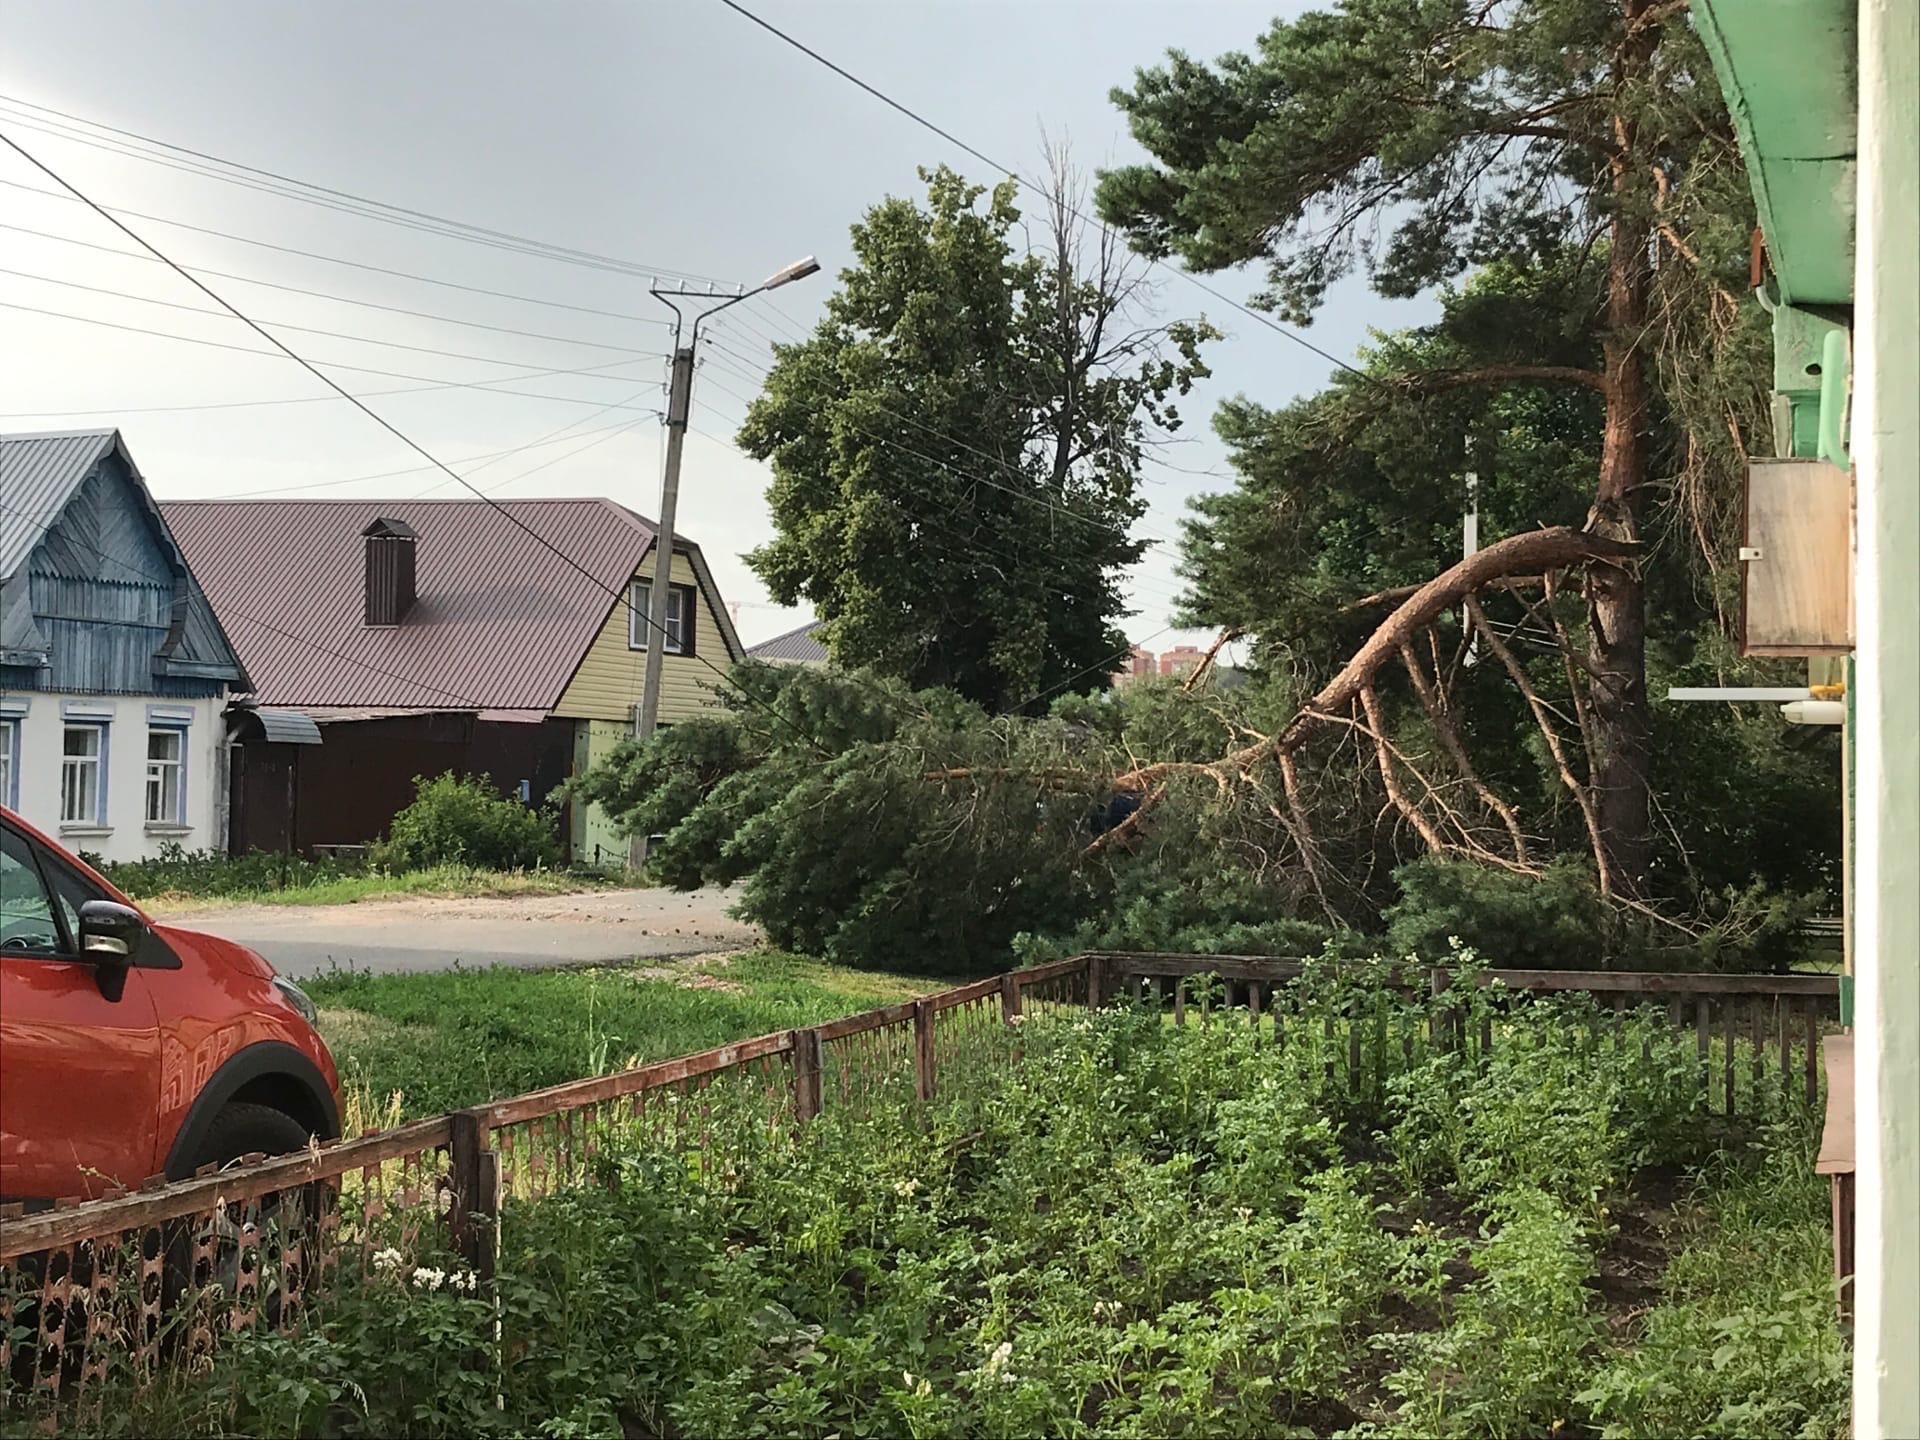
<box><xmin>371</xmin><ymin>1247</ymin><xmax>404</xmax><ymax>1273</ymax></box>
<box><xmin>1233</xmin><ymin>1206</ymin><xmax>1253</xmax><ymax>1224</ymax></box>
<box><xmin>901</xmin><ymin>1371</ymin><xmax>932</xmax><ymax>1398</ymax></box>
<box><xmin>1007</xmin><ymin>1013</ymin><xmax>1027</xmax><ymax>1027</ymax></box>
<box><xmin>893</xmin><ymin>1178</ymin><xmax>920</xmax><ymax>1198</ymax></box>
<box><xmin>410</xmin><ymin>1266</ymin><xmax>447</xmax><ymax>1291</ymax></box>
<box><xmin>449</xmin><ymin>1270</ymin><xmax>479</xmax><ymax>1294</ymax></box>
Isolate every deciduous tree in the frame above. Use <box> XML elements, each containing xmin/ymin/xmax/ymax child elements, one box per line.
<box><xmin>739</xmin><ymin>161</ymin><xmax>1212</xmax><ymax>712</ymax></box>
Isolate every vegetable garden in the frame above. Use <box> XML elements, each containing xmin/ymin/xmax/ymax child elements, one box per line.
<box><xmin>3</xmin><ymin>956</ymin><xmax>1846</xmax><ymax>1439</ymax></box>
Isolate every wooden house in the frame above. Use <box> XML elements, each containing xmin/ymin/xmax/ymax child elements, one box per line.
<box><xmin>162</xmin><ymin>497</ymin><xmax>743</xmax><ymax>865</ymax></box>
<box><xmin>0</xmin><ymin>430</ymin><xmax>250</xmax><ymax>861</ymax></box>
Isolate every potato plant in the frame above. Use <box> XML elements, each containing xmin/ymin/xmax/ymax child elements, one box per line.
<box><xmin>12</xmin><ymin>972</ymin><xmax>1844</xmax><ymax>1440</ymax></box>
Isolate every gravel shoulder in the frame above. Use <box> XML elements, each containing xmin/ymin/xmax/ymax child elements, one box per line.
<box><xmin>151</xmin><ymin>886</ymin><xmax>760</xmax><ymax>977</ymax></box>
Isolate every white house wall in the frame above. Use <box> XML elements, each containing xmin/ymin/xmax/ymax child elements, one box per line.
<box><xmin>2</xmin><ymin>691</ymin><xmax>229</xmax><ymax>864</ymax></box>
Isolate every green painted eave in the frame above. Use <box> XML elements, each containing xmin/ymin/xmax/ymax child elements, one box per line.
<box><xmin>1695</xmin><ymin>0</ymin><xmax>1859</xmax><ymax>306</ymax></box>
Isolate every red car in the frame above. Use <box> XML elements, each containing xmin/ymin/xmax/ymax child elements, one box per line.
<box><xmin>0</xmin><ymin>807</ymin><xmax>339</xmax><ymax>1207</ymax></box>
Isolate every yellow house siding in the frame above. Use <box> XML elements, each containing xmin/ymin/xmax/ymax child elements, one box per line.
<box><xmin>551</xmin><ymin>551</ymin><xmax>733</xmax><ymax>724</ymax></box>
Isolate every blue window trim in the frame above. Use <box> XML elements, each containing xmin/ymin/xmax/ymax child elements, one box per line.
<box><xmin>145</xmin><ymin>713</ymin><xmax>192</xmax><ymax>827</ymax></box>
<box><xmin>60</xmin><ymin>719</ymin><xmax>110</xmax><ymax>828</ymax></box>
<box><xmin>0</xmin><ymin>716</ymin><xmax>19</xmax><ymax>811</ymax></box>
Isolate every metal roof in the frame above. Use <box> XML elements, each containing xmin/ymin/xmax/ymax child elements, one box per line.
<box><xmin>746</xmin><ymin>617</ymin><xmax>828</xmax><ymax>663</ymax></box>
<box><xmin>162</xmin><ymin>497</ymin><xmax>742</xmax><ymax>711</ymax></box>
<box><xmin>0</xmin><ymin>429</ymin><xmax>119</xmax><ymax>580</ymax></box>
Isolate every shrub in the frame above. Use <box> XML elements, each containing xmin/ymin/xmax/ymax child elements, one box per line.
<box><xmin>90</xmin><ymin>842</ymin><xmax>368</xmax><ymax>901</ymax></box>
<box><xmin>372</xmin><ymin>773</ymin><xmax>559</xmax><ymax>872</ymax></box>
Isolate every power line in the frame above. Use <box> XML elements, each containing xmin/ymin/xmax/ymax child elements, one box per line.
<box><xmin>0</xmin><ymin>220</ymin><xmax>661</xmax><ymax>353</ymax></box>
<box><xmin>200</xmin><ymin>413</ymin><xmax>658</xmax><ymax>501</ymax></box>
<box><xmin>0</xmin><ymin>494</ymin><xmax>493</xmax><ymax>711</ymax></box>
<box><xmin>0</xmin><ymin>98</ymin><xmax>731</xmax><ymax>288</ymax></box>
<box><xmin>695</xmin><ymin>355</ymin><xmax>1190</xmax><ymax>569</ymax></box>
<box><xmin>0</xmin><ymin>263</ymin><xmax>669</xmax><ymax>372</ymax></box>
<box><xmin>0</xmin><ymin>178</ymin><xmax>674</xmax><ymax>327</ymax></box>
<box><xmin>708</xmin><ymin>0</ymin><xmax>1372</xmax><ymax>384</ymax></box>
<box><xmin>0</xmin><ymin>126</ymin><xmax>821</xmax><ymax>749</ymax></box>
<box><xmin>0</xmin><ymin>298</ymin><xmax>662</xmax><ymax>410</ymax></box>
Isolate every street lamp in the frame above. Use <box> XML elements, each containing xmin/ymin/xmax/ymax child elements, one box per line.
<box><xmin>628</xmin><ymin>257</ymin><xmax>819</xmax><ymax>864</ymax></box>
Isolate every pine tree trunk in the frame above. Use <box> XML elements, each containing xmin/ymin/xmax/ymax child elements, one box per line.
<box><xmin>1587</xmin><ymin>6</ymin><xmax>1657</xmax><ymax>900</ymax></box>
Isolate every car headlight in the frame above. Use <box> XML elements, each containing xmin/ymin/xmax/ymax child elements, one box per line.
<box><xmin>272</xmin><ymin>975</ymin><xmax>319</xmax><ymax>1026</ymax></box>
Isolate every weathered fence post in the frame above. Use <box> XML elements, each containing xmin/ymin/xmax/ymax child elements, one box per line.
<box><xmin>913</xmin><ymin>1000</ymin><xmax>937</xmax><ymax>1103</ymax></box>
<box><xmin>1087</xmin><ymin>955</ymin><xmax>1106</xmax><ymax>1011</ymax></box>
<box><xmin>999</xmin><ymin>973</ymin><xmax>1022</xmax><ymax>1023</ymax></box>
<box><xmin>1430</xmin><ymin>967</ymin><xmax>1458</xmax><ymax>1053</ymax></box>
<box><xmin>448</xmin><ymin>1108</ymin><xmax>501</xmax><ymax>1277</ymax></box>
<box><xmin>791</xmin><ymin>1027</ymin><xmax>824</xmax><ymax>1123</ymax></box>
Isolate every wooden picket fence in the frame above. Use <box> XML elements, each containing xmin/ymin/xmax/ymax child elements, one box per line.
<box><xmin>0</xmin><ymin>953</ymin><xmax>1839</xmax><ymax>1431</ymax></box>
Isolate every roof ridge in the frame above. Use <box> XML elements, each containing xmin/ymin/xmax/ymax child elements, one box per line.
<box><xmin>160</xmin><ymin>494</ymin><xmax>626</xmax><ymax>507</ymax></box>
<box><xmin>0</xmin><ymin>427</ymin><xmax>119</xmax><ymax>443</ymax></box>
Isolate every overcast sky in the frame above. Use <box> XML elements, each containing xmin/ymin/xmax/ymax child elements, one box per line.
<box><xmin>0</xmin><ymin>0</ymin><xmax>1434</xmax><ymax>655</ymax></box>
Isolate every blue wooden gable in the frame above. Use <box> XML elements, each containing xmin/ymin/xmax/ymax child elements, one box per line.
<box><xmin>0</xmin><ymin>430</ymin><xmax>249</xmax><ymax>698</ymax></box>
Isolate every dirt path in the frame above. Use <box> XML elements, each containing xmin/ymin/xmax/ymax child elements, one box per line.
<box><xmin>152</xmin><ymin>886</ymin><xmax>760</xmax><ymax>978</ymax></box>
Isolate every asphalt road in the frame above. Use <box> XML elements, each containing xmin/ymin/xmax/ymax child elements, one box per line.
<box><xmin>151</xmin><ymin>887</ymin><xmax>758</xmax><ymax>978</ymax></box>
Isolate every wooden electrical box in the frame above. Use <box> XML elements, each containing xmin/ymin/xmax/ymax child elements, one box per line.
<box><xmin>1740</xmin><ymin>457</ymin><xmax>1853</xmax><ymax>656</ymax></box>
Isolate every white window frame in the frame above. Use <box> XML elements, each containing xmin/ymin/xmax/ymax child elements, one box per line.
<box><xmin>628</xmin><ymin>579</ymin><xmax>693</xmax><ymax>655</ymax></box>
<box><xmin>0</xmin><ymin>718</ymin><xmax>18</xmax><ymax>810</ymax></box>
<box><xmin>60</xmin><ymin>722</ymin><xmax>107</xmax><ymax>828</ymax></box>
<box><xmin>145</xmin><ymin>725</ymin><xmax>188</xmax><ymax>827</ymax></box>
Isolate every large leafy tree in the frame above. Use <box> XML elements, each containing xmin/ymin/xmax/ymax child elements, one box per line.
<box><xmin>739</xmin><ymin>163</ymin><xmax>1212</xmax><ymax>713</ymax></box>
<box><xmin>1097</xmin><ymin>0</ymin><xmax>1739</xmax><ymax>897</ymax></box>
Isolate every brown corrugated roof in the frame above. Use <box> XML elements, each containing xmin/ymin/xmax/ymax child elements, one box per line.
<box><xmin>160</xmin><ymin>497</ymin><xmax>730</xmax><ymax>712</ymax></box>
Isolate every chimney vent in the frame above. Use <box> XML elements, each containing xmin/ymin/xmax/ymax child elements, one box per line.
<box><xmin>362</xmin><ymin>517</ymin><xmax>417</xmax><ymax>626</ymax></box>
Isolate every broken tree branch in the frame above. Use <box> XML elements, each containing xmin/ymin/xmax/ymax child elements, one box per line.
<box><xmin>1466</xmin><ymin>593</ymin><xmax>1616</xmax><ymax>900</ymax></box>
<box><xmin>1399</xmin><ymin>634</ymin><xmax>1531</xmax><ymax>866</ymax></box>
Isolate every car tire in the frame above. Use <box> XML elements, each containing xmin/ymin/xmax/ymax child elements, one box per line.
<box><xmin>165</xmin><ymin>1103</ymin><xmax>324</xmax><ymax>1328</ymax></box>
<box><xmin>191</xmin><ymin>1101</ymin><xmax>314</xmax><ymax>1170</ymax></box>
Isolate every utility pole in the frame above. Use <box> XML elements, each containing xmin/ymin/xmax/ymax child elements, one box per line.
<box><xmin>1462</xmin><ymin>468</ymin><xmax>1480</xmax><ymax>667</ymax></box>
<box><xmin>628</xmin><ymin>256</ymin><xmax>819</xmax><ymax>869</ymax></box>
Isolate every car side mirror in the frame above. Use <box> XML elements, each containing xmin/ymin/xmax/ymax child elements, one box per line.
<box><xmin>78</xmin><ymin>900</ymin><xmax>146</xmax><ymax>964</ymax></box>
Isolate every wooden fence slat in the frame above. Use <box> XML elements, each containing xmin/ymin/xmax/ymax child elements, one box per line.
<box><xmin>1797</xmin><ymin>998</ymin><xmax>1812</xmax><ymax>1113</ymax></box>
<box><xmin>913</xmin><ymin>1000</ymin><xmax>936</xmax><ymax>1103</ymax></box>
<box><xmin>1778</xmin><ymin>997</ymin><xmax>1792</xmax><ymax>1099</ymax></box>
<box><xmin>1173</xmin><ymin>977</ymin><xmax>1186</xmax><ymax>1027</ymax></box>
<box><xmin>1723</xmin><ymin>997</ymin><xmax>1738</xmax><ymax>1115</ymax></box>
<box><xmin>1697</xmin><ymin>996</ymin><xmax>1711</xmax><ymax>1095</ymax></box>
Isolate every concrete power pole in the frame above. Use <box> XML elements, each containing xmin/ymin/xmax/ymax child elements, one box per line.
<box><xmin>628</xmin><ymin>346</ymin><xmax>695</xmax><ymax>870</ymax></box>
<box><xmin>627</xmin><ymin>256</ymin><xmax>819</xmax><ymax>870</ymax></box>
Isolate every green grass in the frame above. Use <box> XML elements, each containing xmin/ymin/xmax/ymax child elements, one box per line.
<box><xmin>145</xmin><ymin>863</ymin><xmax>616</xmax><ymax>914</ymax></box>
<box><xmin>308</xmin><ymin>949</ymin><xmax>942</xmax><ymax>1121</ymax></box>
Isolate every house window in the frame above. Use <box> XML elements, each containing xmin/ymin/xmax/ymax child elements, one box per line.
<box><xmin>145</xmin><ymin>727</ymin><xmax>186</xmax><ymax>825</ymax></box>
<box><xmin>60</xmin><ymin>724</ymin><xmax>106</xmax><ymax>826</ymax></box>
<box><xmin>628</xmin><ymin>579</ymin><xmax>697</xmax><ymax>656</ymax></box>
<box><xmin>0</xmin><ymin>719</ymin><xmax>17</xmax><ymax>810</ymax></box>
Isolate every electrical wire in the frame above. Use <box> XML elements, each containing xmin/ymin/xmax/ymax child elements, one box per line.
<box><xmin>0</xmin><ymin>263</ymin><xmax>667</xmax><ymax>371</ymax></box>
<box><xmin>0</xmin><ymin>97</ymin><xmax>732</xmax><ymax>288</ymax></box>
<box><xmin>0</xmin><ymin>298</ymin><xmax>662</xmax><ymax>409</ymax></box>
<box><xmin>0</xmin><ymin>178</ymin><xmax>673</xmax><ymax>327</ymax></box>
<box><xmin>0</xmin><ymin>221</ymin><xmax>662</xmax><ymax>353</ymax></box>
<box><xmin>0</xmin><ymin>494</ymin><xmax>494</xmax><ymax>710</ymax></box>
<box><xmin>708</xmin><ymin>0</ymin><xmax>1373</xmax><ymax>384</ymax></box>
<box><xmin>0</xmin><ymin>126</ymin><xmax>822</xmax><ymax>748</ymax></box>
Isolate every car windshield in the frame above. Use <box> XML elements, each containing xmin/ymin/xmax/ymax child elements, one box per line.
<box><xmin>0</xmin><ymin>829</ymin><xmax>63</xmax><ymax>955</ymax></box>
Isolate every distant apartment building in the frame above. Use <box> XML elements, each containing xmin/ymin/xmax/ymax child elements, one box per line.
<box><xmin>1112</xmin><ymin>645</ymin><xmax>1158</xmax><ymax>688</ymax></box>
<box><xmin>1158</xmin><ymin>645</ymin><xmax>1207</xmax><ymax>678</ymax></box>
